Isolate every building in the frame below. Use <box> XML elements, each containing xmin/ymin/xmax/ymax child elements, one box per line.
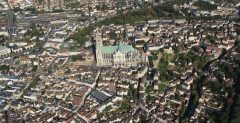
<box><xmin>90</xmin><ymin>89</ymin><xmax>110</xmax><ymax>103</ymax></box>
<box><xmin>95</xmin><ymin>29</ymin><xmax>144</xmax><ymax>67</ymax></box>
<box><xmin>55</xmin><ymin>0</ymin><xmax>63</xmax><ymax>10</ymax></box>
<box><xmin>0</xmin><ymin>46</ymin><xmax>11</xmax><ymax>56</ymax></box>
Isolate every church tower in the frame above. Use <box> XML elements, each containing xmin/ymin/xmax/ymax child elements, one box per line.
<box><xmin>95</xmin><ymin>28</ymin><xmax>103</xmax><ymax>65</ymax></box>
<box><xmin>95</xmin><ymin>28</ymin><xmax>103</xmax><ymax>49</ymax></box>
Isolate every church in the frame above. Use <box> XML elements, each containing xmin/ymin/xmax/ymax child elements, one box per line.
<box><xmin>95</xmin><ymin>30</ymin><xmax>145</xmax><ymax>67</ymax></box>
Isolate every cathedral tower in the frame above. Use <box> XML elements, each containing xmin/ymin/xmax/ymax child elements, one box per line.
<box><xmin>95</xmin><ymin>28</ymin><xmax>103</xmax><ymax>65</ymax></box>
<box><xmin>95</xmin><ymin>28</ymin><xmax>103</xmax><ymax>48</ymax></box>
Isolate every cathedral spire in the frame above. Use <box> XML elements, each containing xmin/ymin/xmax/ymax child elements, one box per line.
<box><xmin>96</xmin><ymin>28</ymin><xmax>103</xmax><ymax>48</ymax></box>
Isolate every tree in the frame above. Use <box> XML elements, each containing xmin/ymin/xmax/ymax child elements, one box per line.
<box><xmin>158</xmin><ymin>83</ymin><xmax>166</xmax><ymax>92</ymax></box>
<box><xmin>208</xmin><ymin>78</ymin><xmax>221</xmax><ymax>93</ymax></box>
<box><xmin>139</xmin><ymin>114</ymin><xmax>147</xmax><ymax>123</ymax></box>
<box><xmin>0</xmin><ymin>65</ymin><xmax>9</xmax><ymax>71</ymax></box>
<box><xmin>200</xmin><ymin>42</ymin><xmax>207</xmax><ymax>51</ymax></box>
<box><xmin>32</xmin><ymin>65</ymin><xmax>38</xmax><ymax>72</ymax></box>
<box><xmin>96</xmin><ymin>4</ymin><xmax>101</xmax><ymax>10</ymax></box>
<box><xmin>38</xmin><ymin>0</ymin><xmax>44</xmax><ymax>4</ymax></box>
<box><xmin>101</xmin><ymin>2</ymin><xmax>109</xmax><ymax>10</ymax></box>
<box><xmin>172</xmin><ymin>45</ymin><xmax>179</xmax><ymax>53</ymax></box>
<box><xmin>109</xmin><ymin>31</ymin><xmax>117</xmax><ymax>40</ymax></box>
<box><xmin>97</xmin><ymin>112</ymin><xmax>104</xmax><ymax>120</ymax></box>
<box><xmin>192</xmin><ymin>1</ymin><xmax>217</xmax><ymax>10</ymax></box>
<box><xmin>67</xmin><ymin>25</ymin><xmax>94</xmax><ymax>45</ymax></box>
<box><xmin>181</xmin><ymin>118</ymin><xmax>189</xmax><ymax>123</ymax></box>
<box><xmin>118</xmin><ymin>98</ymin><xmax>130</xmax><ymax>113</ymax></box>
<box><xmin>24</xmin><ymin>23</ymin><xmax>44</xmax><ymax>38</ymax></box>
<box><xmin>145</xmin><ymin>86</ymin><xmax>153</xmax><ymax>94</ymax></box>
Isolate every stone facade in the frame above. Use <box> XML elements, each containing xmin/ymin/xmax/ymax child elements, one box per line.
<box><xmin>95</xmin><ymin>31</ymin><xmax>144</xmax><ymax>67</ymax></box>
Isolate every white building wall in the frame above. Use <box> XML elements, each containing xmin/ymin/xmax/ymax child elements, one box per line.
<box><xmin>0</xmin><ymin>47</ymin><xmax>11</xmax><ymax>56</ymax></box>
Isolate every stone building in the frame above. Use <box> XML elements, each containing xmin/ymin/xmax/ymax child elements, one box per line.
<box><xmin>95</xmin><ymin>30</ymin><xmax>144</xmax><ymax>67</ymax></box>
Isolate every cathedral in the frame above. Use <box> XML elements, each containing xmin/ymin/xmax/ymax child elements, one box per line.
<box><xmin>95</xmin><ymin>30</ymin><xmax>145</xmax><ymax>67</ymax></box>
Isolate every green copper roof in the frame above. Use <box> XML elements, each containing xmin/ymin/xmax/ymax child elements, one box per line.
<box><xmin>98</xmin><ymin>43</ymin><xmax>136</xmax><ymax>53</ymax></box>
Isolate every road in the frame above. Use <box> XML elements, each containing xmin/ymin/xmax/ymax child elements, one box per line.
<box><xmin>72</xmin><ymin>68</ymin><xmax>102</xmax><ymax>123</ymax></box>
